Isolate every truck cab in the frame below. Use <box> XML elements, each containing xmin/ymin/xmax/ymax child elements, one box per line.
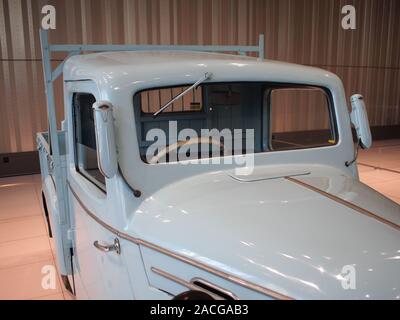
<box><xmin>37</xmin><ymin>44</ymin><xmax>400</xmax><ymax>299</ymax></box>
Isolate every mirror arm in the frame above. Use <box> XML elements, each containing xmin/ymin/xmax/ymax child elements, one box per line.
<box><xmin>117</xmin><ymin>165</ymin><xmax>141</xmax><ymax>198</ymax></box>
<box><xmin>345</xmin><ymin>138</ymin><xmax>360</xmax><ymax>167</ymax></box>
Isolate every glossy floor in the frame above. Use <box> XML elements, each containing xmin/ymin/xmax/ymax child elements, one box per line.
<box><xmin>0</xmin><ymin>140</ymin><xmax>399</xmax><ymax>300</ymax></box>
<box><xmin>357</xmin><ymin>139</ymin><xmax>400</xmax><ymax>204</ymax></box>
<box><xmin>0</xmin><ymin>174</ymin><xmax>72</xmax><ymax>300</ymax></box>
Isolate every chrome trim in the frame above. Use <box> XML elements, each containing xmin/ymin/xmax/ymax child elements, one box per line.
<box><xmin>151</xmin><ymin>267</ymin><xmax>223</xmax><ymax>300</ymax></box>
<box><xmin>191</xmin><ymin>277</ymin><xmax>239</xmax><ymax>300</ymax></box>
<box><xmin>286</xmin><ymin>176</ymin><xmax>400</xmax><ymax>232</ymax></box>
<box><xmin>229</xmin><ymin>171</ymin><xmax>310</xmax><ymax>183</ymax></box>
<box><xmin>67</xmin><ymin>180</ymin><xmax>293</xmax><ymax>300</ymax></box>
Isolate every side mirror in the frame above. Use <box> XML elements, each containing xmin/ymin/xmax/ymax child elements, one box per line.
<box><xmin>350</xmin><ymin>94</ymin><xmax>372</xmax><ymax>149</ymax></box>
<box><xmin>93</xmin><ymin>101</ymin><xmax>118</xmax><ymax>179</ymax></box>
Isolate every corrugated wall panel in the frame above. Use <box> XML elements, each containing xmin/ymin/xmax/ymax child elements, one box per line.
<box><xmin>0</xmin><ymin>0</ymin><xmax>399</xmax><ymax>153</ymax></box>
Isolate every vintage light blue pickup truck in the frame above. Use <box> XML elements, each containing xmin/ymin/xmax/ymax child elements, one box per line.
<box><xmin>37</xmin><ymin>30</ymin><xmax>400</xmax><ymax>300</ymax></box>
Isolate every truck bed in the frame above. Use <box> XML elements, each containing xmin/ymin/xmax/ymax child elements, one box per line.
<box><xmin>36</xmin><ymin>131</ymin><xmax>67</xmax><ymax>181</ymax></box>
<box><xmin>36</xmin><ymin>130</ymin><xmax>72</xmax><ymax>277</ymax></box>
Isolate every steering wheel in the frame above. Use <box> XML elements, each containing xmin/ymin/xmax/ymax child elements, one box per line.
<box><xmin>149</xmin><ymin>136</ymin><xmax>224</xmax><ymax>164</ymax></box>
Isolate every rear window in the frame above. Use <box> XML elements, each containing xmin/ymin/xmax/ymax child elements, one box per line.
<box><xmin>140</xmin><ymin>86</ymin><xmax>203</xmax><ymax>113</ymax></box>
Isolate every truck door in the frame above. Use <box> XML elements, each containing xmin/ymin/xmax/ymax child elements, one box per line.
<box><xmin>65</xmin><ymin>81</ymin><xmax>134</xmax><ymax>299</ymax></box>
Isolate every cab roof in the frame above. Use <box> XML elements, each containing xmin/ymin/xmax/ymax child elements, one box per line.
<box><xmin>63</xmin><ymin>51</ymin><xmax>341</xmax><ymax>91</ymax></box>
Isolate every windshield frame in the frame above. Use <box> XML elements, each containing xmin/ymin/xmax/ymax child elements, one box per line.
<box><xmin>133</xmin><ymin>81</ymin><xmax>339</xmax><ymax>165</ymax></box>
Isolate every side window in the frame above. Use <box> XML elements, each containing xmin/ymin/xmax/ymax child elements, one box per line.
<box><xmin>269</xmin><ymin>87</ymin><xmax>336</xmax><ymax>151</ymax></box>
<box><xmin>73</xmin><ymin>93</ymin><xmax>106</xmax><ymax>188</ymax></box>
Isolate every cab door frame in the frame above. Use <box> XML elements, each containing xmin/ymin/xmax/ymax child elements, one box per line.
<box><xmin>65</xmin><ymin>80</ymin><xmax>135</xmax><ymax>299</ymax></box>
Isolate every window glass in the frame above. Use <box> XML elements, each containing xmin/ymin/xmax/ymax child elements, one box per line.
<box><xmin>73</xmin><ymin>93</ymin><xmax>105</xmax><ymax>188</ymax></box>
<box><xmin>140</xmin><ymin>86</ymin><xmax>203</xmax><ymax>113</ymax></box>
<box><xmin>269</xmin><ymin>87</ymin><xmax>336</xmax><ymax>150</ymax></box>
<box><xmin>134</xmin><ymin>83</ymin><xmax>337</xmax><ymax>164</ymax></box>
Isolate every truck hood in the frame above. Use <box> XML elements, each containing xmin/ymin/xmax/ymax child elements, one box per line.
<box><xmin>132</xmin><ymin>166</ymin><xmax>400</xmax><ymax>299</ymax></box>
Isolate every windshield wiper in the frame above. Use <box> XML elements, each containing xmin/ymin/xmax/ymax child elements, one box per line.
<box><xmin>153</xmin><ymin>72</ymin><xmax>212</xmax><ymax>118</ymax></box>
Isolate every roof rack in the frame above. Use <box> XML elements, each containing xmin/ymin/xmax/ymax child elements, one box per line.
<box><xmin>38</xmin><ymin>28</ymin><xmax>264</xmax><ymax>216</ymax></box>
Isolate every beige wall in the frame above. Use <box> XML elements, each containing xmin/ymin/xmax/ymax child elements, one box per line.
<box><xmin>0</xmin><ymin>0</ymin><xmax>399</xmax><ymax>153</ymax></box>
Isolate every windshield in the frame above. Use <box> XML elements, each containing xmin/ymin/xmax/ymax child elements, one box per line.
<box><xmin>133</xmin><ymin>82</ymin><xmax>337</xmax><ymax>164</ymax></box>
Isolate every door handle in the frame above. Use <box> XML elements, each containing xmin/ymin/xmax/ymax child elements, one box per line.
<box><xmin>93</xmin><ymin>238</ymin><xmax>121</xmax><ymax>255</ymax></box>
